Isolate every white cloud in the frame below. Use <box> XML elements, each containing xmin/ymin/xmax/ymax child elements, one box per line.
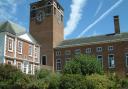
<box><xmin>94</xmin><ymin>1</ymin><xmax>103</xmax><ymax>16</ymax></box>
<box><xmin>77</xmin><ymin>0</ymin><xmax>123</xmax><ymax>38</ymax></box>
<box><xmin>64</xmin><ymin>0</ymin><xmax>87</xmax><ymax>37</ymax></box>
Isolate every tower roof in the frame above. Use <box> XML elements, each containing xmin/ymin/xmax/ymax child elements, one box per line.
<box><xmin>0</xmin><ymin>21</ymin><xmax>26</xmax><ymax>36</ymax></box>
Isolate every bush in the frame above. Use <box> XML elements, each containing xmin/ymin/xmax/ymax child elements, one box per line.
<box><xmin>0</xmin><ymin>64</ymin><xmax>30</xmax><ymax>89</ymax></box>
<box><xmin>85</xmin><ymin>74</ymin><xmax>115</xmax><ymax>89</ymax></box>
<box><xmin>63</xmin><ymin>54</ymin><xmax>103</xmax><ymax>75</ymax></box>
<box><xmin>60</xmin><ymin>74</ymin><xmax>87</xmax><ymax>89</ymax></box>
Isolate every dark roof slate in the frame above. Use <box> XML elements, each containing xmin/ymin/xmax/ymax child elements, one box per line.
<box><xmin>0</xmin><ymin>21</ymin><xmax>26</xmax><ymax>36</ymax></box>
<box><xmin>56</xmin><ymin>33</ymin><xmax>128</xmax><ymax>48</ymax></box>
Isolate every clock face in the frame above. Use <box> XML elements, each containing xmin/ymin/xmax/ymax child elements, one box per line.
<box><xmin>36</xmin><ymin>10</ymin><xmax>45</xmax><ymax>22</ymax></box>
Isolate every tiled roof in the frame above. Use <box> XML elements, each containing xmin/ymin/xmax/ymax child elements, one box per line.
<box><xmin>0</xmin><ymin>21</ymin><xmax>26</xmax><ymax>36</ymax></box>
<box><xmin>0</xmin><ymin>21</ymin><xmax>39</xmax><ymax>44</ymax></box>
<box><xmin>56</xmin><ymin>33</ymin><xmax>128</xmax><ymax>48</ymax></box>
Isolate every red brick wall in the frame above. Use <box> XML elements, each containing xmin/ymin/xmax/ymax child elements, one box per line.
<box><xmin>54</xmin><ymin>41</ymin><xmax>128</xmax><ymax>76</ymax></box>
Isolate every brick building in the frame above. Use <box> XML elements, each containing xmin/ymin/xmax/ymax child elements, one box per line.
<box><xmin>0</xmin><ymin>21</ymin><xmax>40</xmax><ymax>74</ymax></box>
<box><xmin>29</xmin><ymin>0</ymin><xmax>128</xmax><ymax>76</ymax></box>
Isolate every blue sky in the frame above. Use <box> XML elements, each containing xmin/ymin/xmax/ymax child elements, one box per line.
<box><xmin>0</xmin><ymin>0</ymin><xmax>128</xmax><ymax>39</ymax></box>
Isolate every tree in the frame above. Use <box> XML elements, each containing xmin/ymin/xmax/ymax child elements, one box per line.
<box><xmin>63</xmin><ymin>54</ymin><xmax>103</xmax><ymax>75</ymax></box>
<box><xmin>0</xmin><ymin>64</ymin><xmax>30</xmax><ymax>89</ymax></box>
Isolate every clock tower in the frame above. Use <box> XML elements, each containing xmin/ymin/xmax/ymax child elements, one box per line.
<box><xmin>29</xmin><ymin>0</ymin><xmax>64</xmax><ymax>70</ymax></box>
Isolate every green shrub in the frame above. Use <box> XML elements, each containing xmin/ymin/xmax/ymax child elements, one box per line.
<box><xmin>85</xmin><ymin>74</ymin><xmax>115</xmax><ymax>89</ymax></box>
<box><xmin>63</xmin><ymin>54</ymin><xmax>103</xmax><ymax>75</ymax></box>
<box><xmin>60</xmin><ymin>74</ymin><xmax>87</xmax><ymax>89</ymax></box>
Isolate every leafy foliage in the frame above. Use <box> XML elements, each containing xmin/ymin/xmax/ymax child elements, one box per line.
<box><xmin>60</xmin><ymin>74</ymin><xmax>87</xmax><ymax>89</ymax></box>
<box><xmin>63</xmin><ymin>54</ymin><xmax>103</xmax><ymax>75</ymax></box>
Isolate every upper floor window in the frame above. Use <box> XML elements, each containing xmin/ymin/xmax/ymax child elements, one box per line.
<box><xmin>56</xmin><ymin>58</ymin><xmax>61</xmax><ymax>71</ymax></box>
<box><xmin>35</xmin><ymin>47</ymin><xmax>38</xmax><ymax>59</ymax></box>
<box><xmin>17</xmin><ymin>41</ymin><xmax>23</xmax><ymax>54</ymax></box>
<box><xmin>74</xmin><ymin>49</ymin><xmax>81</xmax><ymax>55</ymax></box>
<box><xmin>108</xmin><ymin>46</ymin><xmax>113</xmax><ymax>51</ymax></box>
<box><xmin>108</xmin><ymin>54</ymin><xmax>115</xmax><ymax>68</ymax></box>
<box><xmin>65</xmin><ymin>57</ymin><xmax>71</xmax><ymax>63</ymax></box>
<box><xmin>85</xmin><ymin>48</ymin><xmax>91</xmax><ymax>54</ymax></box>
<box><xmin>96</xmin><ymin>47</ymin><xmax>102</xmax><ymax>52</ymax></box>
<box><xmin>97</xmin><ymin>55</ymin><xmax>103</xmax><ymax>67</ymax></box>
<box><xmin>8</xmin><ymin>37</ymin><xmax>13</xmax><ymax>52</ymax></box>
<box><xmin>56</xmin><ymin>51</ymin><xmax>61</xmax><ymax>56</ymax></box>
<box><xmin>28</xmin><ymin>45</ymin><xmax>33</xmax><ymax>56</ymax></box>
<box><xmin>65</xmin><ymin>50</ymin><xmax>71</xmax><ymax>55</ymax></box>
<box><xmin>125</xmin><ymin>54</ymin><xmax>128</xmax><ymax>67</ymax></box>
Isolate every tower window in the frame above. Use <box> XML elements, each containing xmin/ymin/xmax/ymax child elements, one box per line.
<box><xmin>61</xmin><ymin>15</ymin><xmax>63</xmax><ymax>22</ymax></box>
<box><xmin>41</xmin><ymin>55</ymin><xmax>47</xmax><ymax>65</ymax></box>
<box><xmin>54</xmin><ymin>7</ymin><xmax>56</xmax><ymax>15</ymax></box>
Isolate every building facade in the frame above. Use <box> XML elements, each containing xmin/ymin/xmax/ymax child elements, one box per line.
<box><xmin>0</xmin><ymin>21</ymin><xmax>40</xmax><ymax>74</ymax></box>
<box><xmin>30</xmin><ymin>0</ymin><xmax>64</xmax><ymax>71</ymax></box>
<box><xmin>29</xmin><ymin>0</ymin><xmax>128</xmax><ymax>76</ymax></box>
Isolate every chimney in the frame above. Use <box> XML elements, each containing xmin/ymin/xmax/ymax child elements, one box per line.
<box><xmin>114</xmin><ymin>16</ymin><xmax>120</xmax><ymax>34</ymax></box>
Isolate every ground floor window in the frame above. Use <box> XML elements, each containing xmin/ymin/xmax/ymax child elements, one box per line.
<box><xmin>7</xmin><ymin>60</ymin><xmax>13</xmax><ymax>65</ymax></box>
<box><xmin>56</xmin><ymin>58</ymin><xmax>61</xmax><ymax>71</ymax></box>
<box><xmin>108</xmin><ymin>54</ymin><xmax>115</xmax><ymax>68</ymax></box>
<box><xmin>97</xmin><ymin>55</ymin><xmax>103</xmax><ymax>67</ymax></box>
<box><xmin>126</xmin><ymin>54</ymin><xmax>128</xmax><ymax>67</ymax></box>
<box><xmin>23</xmin><ymin>61</ymin><xmax>28</xmax><ymax>74</ymax></box>
<box><xmin>28</xmin><ymin>64</ymin><xmax>32</xmax><ymax>74</ymax></box>
<box><xmin>41</xmin><ymin>55</ymin><xmax>47</xmax><ymax>65</ymax></box>
<box><xmin>17</xmin><ymin>62</ymin><xmax>22</xmax><ymax>70</ymax></box>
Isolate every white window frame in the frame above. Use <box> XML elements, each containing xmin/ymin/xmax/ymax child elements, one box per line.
<box><xmin>35</xmin><ymin>47</ymin><xmax>38</xmax><ymax>59</ymax></box>
<box><xmin>65</xmin><ymin>50</ymin><xmax>71</xmax><ymax>55</ymax></box>
<box><xmin>56</xmin><ymin>51</ymin><xmax>61</xmax><ymax>56</ymax></box>
<box><xmin>97</xmin><ymin>55</ymin><xmax>103</xmax><ymax>67</ymax></box>
<box><xmin>17</xmin><ymin>40</ymin><xmax>23</xmax><ymax>54</ymax></box>
<box><xmin>28</xmin><ymin>64</ymin><xmax>32</xmax><ymax>74</ymax></box>
<box><xmin>96</xmin><ymin>47</ymin><xmax>102</xmax><ymax>52</ymax></box>
<box><xmin>8</xmin><ymin>37</ymin><xmax>14</xmax><ymax>52</ymax></box>
<box><xmin>28</xmin><ymin>44</ymin><xmax>33</xmax><ymax>56</ymax></box>
<box><xmin>56</xmin><ymin>58</ymin><xmax>61</xmax><ymax>71</ymax></box>
<box><xmin>108</xmin><ymin>54</ymin><xmax>115</xmax><ymax>68</ymax></box>
<box><xmin>85</xmin><ymin>48</ymin><xmax>91</xmax><ymax>54</ymax></box>
<box><xmin>17</xmin><ymin>62</ymin><xmax>22</xmax><ymax>70</ymax></box>
<box><xmin>125</xmin><ymin>53</ymin><xmax>128</xmax><ymax>67</ymax></box>
<box><xmin>108</xmin><ymin>46</ymin><xmax>114</xmax><ymax>51</ymax></box>
<box><xmin>74</xmin><ymin>49</ymin><xmax>81</xmax><ymax>55</ymax></box>
<box><xmin>23</xmin><ymin>61</ymin><xmax>28</xmax><ymax>74</ymax></box>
